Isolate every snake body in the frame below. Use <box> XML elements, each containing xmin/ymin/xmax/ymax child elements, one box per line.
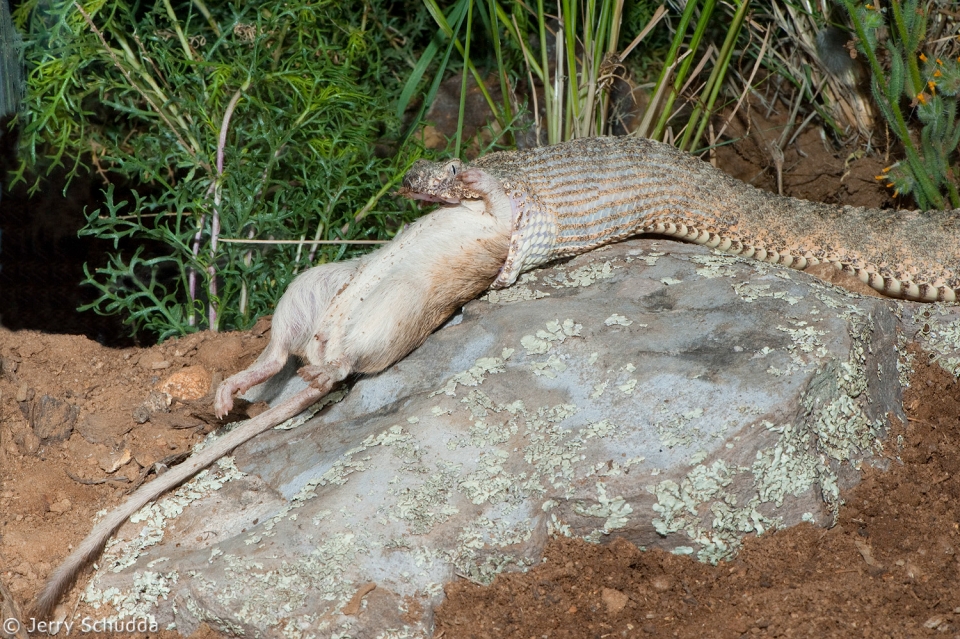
<box><xmin>400</xmin><ymin>136</ymin><xmax>960</xmax><ymax>302</ymax></box>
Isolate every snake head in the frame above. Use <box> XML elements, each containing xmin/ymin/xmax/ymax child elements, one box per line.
<box><xmin>397</xmin><ymin>158</ymin><xmax>482</xmax><ymax>203</ymax></box>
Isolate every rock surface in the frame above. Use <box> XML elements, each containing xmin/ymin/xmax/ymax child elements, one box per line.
<box><xmin>82</xmin><ymin>239</ymin><xmax>905</xmax><ymax>637</ymax></box>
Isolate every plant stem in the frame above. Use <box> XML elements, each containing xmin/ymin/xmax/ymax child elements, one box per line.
<box><xmin>485</xmin><ymin>0</ymin><xmax>514</xmax><ymax>145</ymax></box>
<box><xmin>191</xmin><ymin>0</ymin><xmax>221</xmax><ymax>36</ymax></box>
<box><xmin>652</xmin><ymin>0</ymin><xmax>716</xmax><ymax>140</ymax></box>
<box><xmin>455</xmin><ymin>0</ymin><xmax>473</xmax><ymax>157</ymax></box>
<box><xmin>208</xmin><ymin>83</ymin><xmax>248</xmax><ymax>331</ymax></box>
<box><xmin>188</xmin><ymin>213</ymin><xmax>205</xmax><ymax>327</ymax></box>
<box><xmin>890</xmin><ymin>0</ymin><xmax>922</xmax><ymax>95</ymax></box>
<box><xmin>647</xmin><ymin>0</ymin><xmax>701</xmax><ymax>141</ymax></box>
<box><xmin>73</xmin><ymin>3</ymin><xmax>200</xmax><ymax>162</ymax></box>
<box><xmin>537</xmin><ymin>0</ymin><xmax>556</xmax><ymax>144</ymax></box>
<box><xmin>161</xmin><ymin>0</ymin><xmax>195</xmax><ymax>62</ymax></box>
<box><xmin>681</xmin><ymin>0</ymin><xmax>748</xmax><ymax>152</ymax></box>
<box><xmin>842</xmin><ymin>0</ymin><xmax>942</xmax><ymax>208</ymax></box>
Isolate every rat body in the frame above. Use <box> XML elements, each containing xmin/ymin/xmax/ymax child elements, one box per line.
<box><xmin>35</xmin><ymin>198</ymin><xmax>511</xmax><ymax>617</ymax></box>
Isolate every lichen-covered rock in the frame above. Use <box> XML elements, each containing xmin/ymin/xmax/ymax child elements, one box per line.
<box><xmin>83</xmin><ymin>239</ymin><xmax>904</xmax><ymax>638</ymax></box>
<box><xmin>899</xmin><ymin>302</ymin><xmax>960</xmax><ymax>379</ymax></box>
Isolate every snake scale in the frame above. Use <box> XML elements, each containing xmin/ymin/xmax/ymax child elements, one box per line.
<box><xmin>400</xmin><ymin>136</ymin><xmax>960</xmax><ymax>302</ymax></box>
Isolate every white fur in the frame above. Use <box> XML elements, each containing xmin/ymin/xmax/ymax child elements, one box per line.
<box><xmin>35</xmin><ymin>200</ymin><xmax>510</xmax><ymax>617</ymax></box>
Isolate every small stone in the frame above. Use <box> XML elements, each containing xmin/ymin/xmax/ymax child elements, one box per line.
<box><xmin>601</xmin><ymin>587</ymin><xmax>629</xmax><ymax>613</ymax></box>
<box><xmin>134</xmin><ymin>390</ymin><xmax>172</xmax><ymax>424</ymax></box>
<box><xmin>98</xmin><ymin>448</ymin><xmax>133</xmax><ymax>474</ymax></box>
<box><xmin>12</xmin><ymin>422</ymin><xmax>40</xmax><ymax>456</ymax></box>
<box><xmin>77</xmin><ymin>413</ymin><xmax>135</xmax><ymax>445</ymax></box>
<box><xmin>924</xmin><ymin>616</ymin><xmax>945</xmax><ymax>629</ymax></box>
<box><xmin>134</xmin><ymin>446</ymin><xmax>167</xmax><ymax>469</ymax></box>
<box><xmin>138</xmin><ymin>351</ymin><xmax>171</xmax><ymax>370</ymax></box>
<box><xmin>1</xmin><ymin>356</ymin><xmax>18</xmax><ymax>377</ymax></box>
<box><xmin>49</xmin><ymin>499</ymin><xmax>72</xmax><ymax>514</ymax></box>
<box><xmin>132</xmin><ymin>404</ymin><xmax>151</xmax><ymax>424</ymax></box>
<box><xmin>158</xmin><ymin>365</ymin><xmax>212</xmax><ymax>401</ymax></box>
<box><xmin>30</xmin><ymin>395</ymin><xmax>80</xmax><ymax>442</ymax></box>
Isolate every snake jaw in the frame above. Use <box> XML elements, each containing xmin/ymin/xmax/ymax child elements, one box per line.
<box><xmin>396</xmin><ymin>187</ymin><xmax>462</xmax><ymax>204</ymax></box>
<box><xmin>399</xmin><ymin>158</ymin><xmax>486</xmax><ymax>204</ymax></box>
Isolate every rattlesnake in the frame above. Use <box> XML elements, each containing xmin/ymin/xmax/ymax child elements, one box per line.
<box><xmin>400</xmin><ymin>136</ymin><xmax>960</xmax><ymax>302</ymax></box>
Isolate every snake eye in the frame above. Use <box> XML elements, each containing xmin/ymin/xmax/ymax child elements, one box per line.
<box><xmin>449</xmin><ymin>162</ymin><xmax>458</xmax><ymax>176</ymax></box>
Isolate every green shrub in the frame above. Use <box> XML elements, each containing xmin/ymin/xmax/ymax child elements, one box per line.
<box><xmin>12</xmin><ymin>0</ymin><xmax>431</xmax><ymax>340</ymax></box>
<box><xmin>844</xmin><ymin>0</ymin><xmax>960</xmax><ymax>209</ymax></box>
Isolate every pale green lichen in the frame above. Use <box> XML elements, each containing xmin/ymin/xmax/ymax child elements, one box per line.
<box><xmin>532</xmin><ymin>355</ymin><xmax>568</xmax><ymax>378</ymax></box>
<box><xmin>651</xmin><ymin>459</ymin><xmax>780</xmax><ymax>563</ymax></box>
<box><xmin>915</xmin><ymin>308</ymin><xmax>960</xmax><ymax>376</ymax></box>
<box><xmin>655</xmin><ymin>407</ymin><xmax>704</xmax><ymax>449</ymax></box>
<box><xmin>633</xmin><ymin>250</ymin><xmax>665</xmax><ymax>266</ymax></box>
<box><xmin>581</xmin><ymin>419</ymin><xmax>616</xmax><ymax>440</ymax></box>
<box><xmin>689</xmin><ymin>253</ymin><xmax>741</xmax><ymax>279</ymax></box>
<box><xmin>481</xmin><ymin>273</ymin><xmax>550</xmax><ymax>304</ymax></box>
<box><xmin>766</xmin><ymin>321</ymin><xmax>828</xmax><ymax>376</ymax></box>
<box><xmin>272</xmin><ymin>388</ymin><xmax>348</xmax><ymax>431</ymax></box>
<box><xmin>458</xmin><ymin>450</ymin><xmax>523</xmax><ymax>505</ymax></box>
<box><xmin>452</xmin><ymin>517</ymin><xmax>535</xmax><ymax>583</ymax></box>
<box><xmin>801</xmin><ymin>314</ymin><xmax>884</xmax><ymax>468</ymax></box>
<box><xmin>89</xmin><ymin>245</ymin><xmax>902</xmax><ymax>633</ymax></box>
<box><xmin>733</xmin><ymin>282</ymin><xmax>802</xmax><ymax>305</ymax></box>
<box><xmin>91</xmin><ymin>458</ymin><xmax>244</xmax><ymax>577</ymax></box>
<box><xmin>85</xmin><ymin>571</ymin><xmax>173</xmax><ymax>621</ymax></box>
<box><xmin>542</xmin><ymin>260</ymin><xmax>618</xmax><ymax>288</ymax></box>
<box><xmin>390</xmin><ymin>464</ymin><xmax>462</xmax><ymax>533</ymax></box>
<box><xmin>778</xmin><ymin>322</ymin><xmax>827</xmax><ymax>355</ymax></box>
<box><xmin>896</xmin><ymin>327</ymin><xmax>915</xmax><ymax>388</ymax></box>
<box><xmin>574</xmin><ymin>482</ymin><xmax>633</xmax><ymax>531</ymax></box>
<box><xmin>604</xmin><ymin>313</ymin><xmax>633</xmax><ymax>326</ymax></box>
<box><xmin>520</xmin><ymin>319</ymin><xmax>583</xmax><ymax>355</ymax></box>
<box><xmin>547</xmin><ymin>512</ymin><xmax>573</xmax><ymax>537</ymax></box>
<box><xmin>585</xmin><ymin>457</ymin><xmax>645</xmax><ymax>478</ymax></box>
<box><xmin>374</xmin><ymin>627</ymin><xmax>426</xmax><ymax>639</ymax></box>
<box><xmin>590</xmin><ymin>381</ymin><xmax>608</xmax><ymax>398</ymax></box>
<box><xmin>618</xmin><ymin>379</ymin><xmax>638</xmax><ymax>395</ymax></box>
<box><xmin>212</xmin><ymin>532</ymin><xmax>362</xmax><ymax>629</ymax></box>
<box><xmin>751</xmin><ymin>421</ymin><xmax>822</xmax><ymax>507</ymax></box>
<box><xmin>482</xmin><ymin>286</ymin><xmax>550</xmax><ymax>304</ymax></box>
<box><xmin>433</xmin><ymin>356</ymin><xmax>507</xmax><ymax>396</ymax></box>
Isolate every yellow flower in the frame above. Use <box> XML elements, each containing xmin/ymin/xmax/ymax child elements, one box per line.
<box><xmin>920</xmin><ymin>53</ymin><xmax>928</xmax><ymax>62</ymax></box>
<box><xmin>917</xmin><ymin>92</ymin><xmax>928</xmax><ymax>105</ymax></box>
<box><xmin>934</xmin><ymin>69</ymin><xmax>943</xmax><ymax>77</ymax></box>
<box><xmin>929</xmin><ymin>81</ymin><xmax>937</xmax><ymax>94</ymax></box>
